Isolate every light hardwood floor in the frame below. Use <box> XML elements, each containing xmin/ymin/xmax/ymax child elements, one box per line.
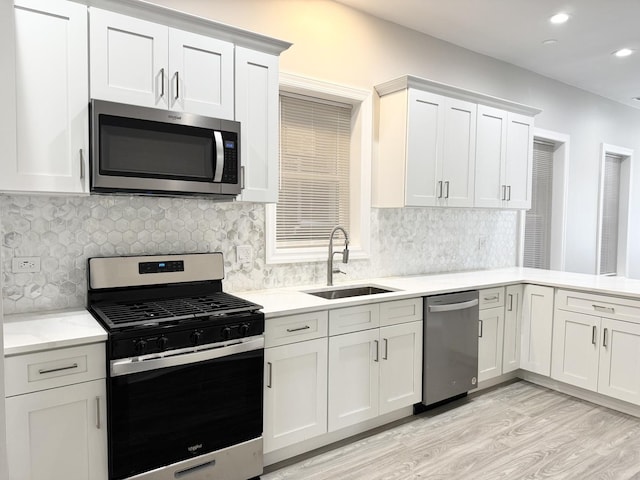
<box><xmin>263</xmin><ymin>381</ymin><xmax>640</xmax><ymax>480</ymax></box>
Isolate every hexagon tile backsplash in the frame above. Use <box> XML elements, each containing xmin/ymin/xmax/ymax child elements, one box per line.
<box><xmin>1</xmin><ymin>194</ymin><xmax>518</xmax><ymax>315</ymax></box>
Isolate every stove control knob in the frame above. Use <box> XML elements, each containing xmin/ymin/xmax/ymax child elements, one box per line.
<box><xmin>222</xmin><ymin>327</ymin><xmax>232</xmax><ymax>340</ymax></box>
<box><xmin>191</xmin><ymin>331</ymin><xmax>203</xmax><ymax>345</ymax></box>
<box><xmin>157</xmin><ymin>336</ymin><xmax>169</xmax><ymax>351</ymax></box>
<box><xmin>240</xmin><ymin>324</ymin><xmax>250</xmax><ymax>337</ymax></box>
<box><xmin>134</xmin><ymin>339</ymin><xmax>147</xmax><ymax>355</ymax></box>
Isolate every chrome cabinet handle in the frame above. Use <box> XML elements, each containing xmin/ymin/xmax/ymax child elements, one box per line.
<box><xmin>374</xmin><ymin>340</ymin><xmax>379</xmax><ymax>362</ymax></box>
<box><xmin>444</xmin><ymin>180</ymin><xmax>450</xmax><ymax>199</ymax></box>
<box><xmin>286</xmin><ymin>325</ymin><xmax>310</xmax><ymax>333</ymax></box>
<box><xmin>437</xmin><ymin>180</ymin><xmax>443</xmax><ymax>198</ymax></box>
<box><xmin>241</xmin><ymin>166</ymin><xmax>246</xmax><ymax>189</ymax></box>
<box><xmin>507</xmin><ymin>294</ymin><xmax>514</xmax><ymax>312</ymax></box>
<box><xmin>592</xmin><ymin>325</ymin><xmax>597</xmax><ymax>345</ymax></box>
<box><xmin>159</xmin><ymin>68</ymin><xmax>165</xmax><ymax>98</ymax></box>
<box><xmin>507</xmin><ymin>185</ymin><xmax>512</xmax><ymax>201</ymax></box>
<box><xmin>174</xmin><ymin>71</ymin><xmax>180</xmax><ymax>100</ymax></box>
<box><xmin>266</xmin><ymin>362</ymin><xmax>272</xmax><ymax>388</ymax></box>
<box><xmin>383</xmin><ymin>338</ymin><xmax>388</xmax><ymax>360</ymax></box>
<box><xmin>593</xmin><ymin>304</ymin><xmax>615</xmax><ymax>314</ymax></box>
<box><xmin>479</xmin><ymin>319</ymin><xmax>483</xmax><ymax>338</ymax></box>
<box><xmin>96</xmin><ymin>396</ymin><xmax>101</xmax><ymax>429</ymax></box>
<box><xmin>38</xmin><ymin>363</ymin><xmax>79</xmax><ymax>375</ymax></box>
<box><xmin>79</xmin><ymin>149</ymin><xmax>85</xmax><ymax>179</ymax></box>
<box><xmin>603</xmin><ymin>328</ymin><xmax>608</xmax><ymax>348</ymax></box>
<box><xmin>501</xmin><ymin>185</ymin><xmax>506</xmax><ymax>201</ymax></box>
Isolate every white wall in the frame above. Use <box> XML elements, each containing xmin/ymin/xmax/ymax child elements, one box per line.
<box><xmin>147</xmin><ymin>0</ymin><xmax>640</xmax><ymax>278</ymax></box>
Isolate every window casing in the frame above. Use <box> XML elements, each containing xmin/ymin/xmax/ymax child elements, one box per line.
<box><xmin>266</xmin><ymin>73</ymin><xmax>371</xmax><ymax>264</ymax></box>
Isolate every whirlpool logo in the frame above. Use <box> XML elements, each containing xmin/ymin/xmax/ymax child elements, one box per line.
<box><xmin>187</xmin><ymin>443</ymin><xmax>203</xmax><ymax>454</ymax></box>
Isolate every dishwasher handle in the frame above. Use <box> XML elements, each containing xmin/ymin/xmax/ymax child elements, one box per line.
<box><xmin>428</xmin><ymin>298</ymin><xmax>479</xmax><ymax>313</ymax></box>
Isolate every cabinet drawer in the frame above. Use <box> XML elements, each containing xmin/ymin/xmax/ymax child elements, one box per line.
<box><xmin>265</xmin><ymin>311</ymin><xmax>328</xmax><ymax>348</ymax></box>
<box><xmin>5</xmin><ymin>343</ymin><xmax>105</xmax><ymax>397</ymax></box>
<box><xmin>555</xmin><ymin>289</ymin><xmax>640</xmax><ymax>323</ymax></box>
<box><xmin>329</xmin><ymin>304</ymin><xmax>380</xmax><ymax>336</ymax></box>
<box><xmin>379</xmin><ymin>298</ymin><xmax>422</xmax><ymax>327</ymax></box>
<box><xmin>479</xmin><ymin>287</ymin><xmax>505</xmax><ymax>310</ymax></box>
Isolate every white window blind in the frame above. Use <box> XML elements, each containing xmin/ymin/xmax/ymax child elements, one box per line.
<box><xmin>524</xmin><ymin>141</ymin><xmax>554</xmax><ymax>269</ymax></box>
<box><xmin>277</xmin><ymin>93</ymin><xmax>351</xmax><ymax>248</ymax></box>
<box><xmin>599</xmin><ymin>154</ymin><xmax>622</xmax><ymax>275</ymax></box>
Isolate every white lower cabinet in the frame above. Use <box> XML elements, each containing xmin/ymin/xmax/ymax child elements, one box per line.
<box><xmin>478</xmin><ymin>306</ymin><xmax>504</xmax><ymax>382</ymax></box>
<box><xmin>552</xmin><ymin>310</ymin><xmax>640</xmax><ymax>405</ymax></box>
<box><xmin>264</xmin><ymin>337</ymin><xmax>328</xmax><ymax>453</ymax></box>
<box><xmin>520</xmin><ymin>285</ymin><xmax>554</xmax><ymax>375</ymax></box>
<box><xmin>328</xmin><ymin>321</ymin><xmax>422</xmax><ymax>431</ymax></box>
<box><xmin>5</xmin><ymin>343</ymin><xmax>107</xmax><ymax>480</ymax></box>
<box><xmin>502</xmin><ymin>284</ymin><xmax>523</xmax><ymax>373</ymax></box>
<box><xmin>6</xmin><ymin>380</ymin><xmax>107</xmax><ymax>480</ymax></box>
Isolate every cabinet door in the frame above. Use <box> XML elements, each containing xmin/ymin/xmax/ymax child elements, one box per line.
<box><xmin>504</xmin><ymin>112</ymin><xmax>534</xmax><ymax>209</ymax></box>
<box><xmin>474</xmin><ymin>105</ymin><xmax>507</xmax><ymax>208</ymax></box>
<box><xmin>6</xmin><ymin>379</ymin><xmax>107</xmax><ymax>480</ymax></box>
<box><xmin>1</xmin><ymin>0</ymin><xmax>88</xmax><ymax>194</ymax></box>
<box><xmin>379</xmin><ymin>321</ymin><xmax>422</xmax><ymax>414</ymax></box>
<box><xmin>520</xmin><ymin>285</ymin><xmax>554</xmax><ymax>375</ymax></box>
<box><xmin>90</xmin><ymin>8</ymin><xmax>168</xmax><ymax>108</ymax></box>
<box><xmin>264</xmin><ymin>338</ymin><xmax>328</xmax><ymax>453</ymax></box>
<box><xmin>550</xmin><ymin>310</ymin><xmax>600</xmax><ymax>391</ymax></box>
<box><xmin>235</xmin><ymin>47</ymin><xmax>280</xmax><ymax>202</ymax></box>
<box><xmin>168</xmin><ymin>28</ymin><xmax>234</xmax><ymax>118</ymax></box>
<box><xmin>405</xmin><ymin>89</ymin><xmax>445</xmax><ymax>206</ymax></box>
<box><xmin>441</xmin><ymin>98</ymin><xmax>477</xmax><ymax>207</ymax></box>
<box><xmin>328</xmin><ymin>329</ymin><xmax>379</xmax><ymax>431</ymax></box>
<box><xmin>598</xmin><ymin>318</ymin><xmax>640</xmax><ymax>405</ymax></box>
<box><xmin>503</xmin><ymin>285</ymin><xmax>523</xmax><ymax>373</ymax></box>
<box><xmin>478</xmin><ymin>306</ymin><xmax>505</xmax><ymax>382</ymax></box>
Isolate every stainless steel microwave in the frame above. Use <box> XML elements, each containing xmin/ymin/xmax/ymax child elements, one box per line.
<box><xmin>90</xmin><ymin>99</ymin><xmax>241</xmax><ymax>198</ymax></box>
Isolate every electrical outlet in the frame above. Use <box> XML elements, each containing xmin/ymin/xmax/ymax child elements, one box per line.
<box><xmin>12</xmin><ymin>256</ymin><xmax>41</xmax><ymax>273</ymax></box>
<box><xmin>236</xmin><ymin>245</ymin><xmax>253</xmax><ymax>264</ymax></box>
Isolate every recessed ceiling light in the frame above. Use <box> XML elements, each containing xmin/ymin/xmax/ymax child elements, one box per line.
<box><xmin>542</xmin><ymin>39</ymin><xmax>558</xmax><ymax>45</ymax></box>
<box><xmin>550</xmin><ymin>13</ymin><xmax>570</xmax><ymax>24</ymax></box>
<box><xmin>613</xmin><ymin>48</ymin><xmax>634</xmax><ymax>57</ymax></box>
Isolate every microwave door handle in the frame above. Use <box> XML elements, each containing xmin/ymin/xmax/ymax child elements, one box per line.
<box><xmin>213</xmin><ymin>131</ymin><xmax>224</xmax><ymax>182</ymax></box>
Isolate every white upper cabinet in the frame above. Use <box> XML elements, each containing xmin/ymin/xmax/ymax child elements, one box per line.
<box><xmin>235</xmin><ymin>47</ymin><xmax>280</xmax><ymax>202</ymax></box>
<box><xmin>475</xmin><ymin>107</ymin><xmax>534</xmax><ymax>209</ymax></box>
<box><xmin>375</xmin><ymin>75</ymin><xmax>540</xmax><ymax>209</ymax></box>
<box><xmin>0</xmin><ymin>0</ymin><xmax>89</xmax><ymax>194</ymax></box>
<box><xmin>90</xmin><ymin>8</ymin><xmax>234</xmax><ymax>119</ymax></box>
<box><xmin>376</xmin><ymin>87</ymin><xmax>476</xmax><ymax>207</ymax></box>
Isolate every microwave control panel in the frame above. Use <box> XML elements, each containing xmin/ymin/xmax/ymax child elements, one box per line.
<box><xmin>221</xmin><ymin>133</ymin><xmax>238</xmax><ymax>183</ymax></box>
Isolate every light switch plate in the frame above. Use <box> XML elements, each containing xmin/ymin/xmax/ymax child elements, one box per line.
<box><xmin>236</xmin><ymin>245</ymin><xmax>253</xmax><ymax>264</ymax></box>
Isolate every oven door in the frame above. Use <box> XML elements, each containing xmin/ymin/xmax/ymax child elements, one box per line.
<box><xmin>108</xmin><ymin>337</ymin><xmax>264</xmax><ymax>480</ymax></box>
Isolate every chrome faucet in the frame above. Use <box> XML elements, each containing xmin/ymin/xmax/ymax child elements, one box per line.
<box><xmin>327</xmin><ymin>226</ymin><xmax>349</xmax><ymax>286</ymax></box>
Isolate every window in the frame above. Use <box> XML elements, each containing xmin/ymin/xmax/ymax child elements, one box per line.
<box><xmin>523</xmin><ymin>140</ymin><xmax>554</xmax><ymax>269</ymax></box>
<box><xmin>596</xmin><ymin>143</ymin><xmax>632</xmax><ymax>276</ymax></box>
<box><xmin>266</xmin><ymin>74</ymin><xmax>372</xmax><ymax>264</ymax></box>
<box><xmin>277</xmin><ymin>94</ymin><xmax>351</xmax><ymax>248</ymax></box>
<box><xmin>599</xmin><ymin>154</ymin><xmax>623</xmax><ymax>275</ymax></box>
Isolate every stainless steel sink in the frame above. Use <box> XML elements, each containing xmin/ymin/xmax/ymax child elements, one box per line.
<box><xmin>305</xmin><ymin>285</ymin><xmax>396</xmax><ymax>300</ymax></box>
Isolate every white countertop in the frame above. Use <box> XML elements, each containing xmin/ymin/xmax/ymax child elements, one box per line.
<box><xmin>4</xmin><ymin>267</ymin><xmax>640</xmax><ymax>355</ymax></box>
<box><xmin>3</xmin><ymin>309</ymin><xmax>107</xmax><ymax>356</ymax></box>
<box><xmin>234</xmin><ymin>267</ymin><xmax>640</xmax><ymax>317</ymax></box>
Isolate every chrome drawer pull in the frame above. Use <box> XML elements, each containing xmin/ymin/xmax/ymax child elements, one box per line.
<box><xmin>484</xmin><ymin>295</ymin><xmax>499</xmax><ymax>302</ymax></box>
<box><xmin>286</xmin><ymin>325</ymin><xmax>310</xmax><ymax>333</ymax></box>
<box><xmin>38</xmin><ymin>363</ymin><xmax>79</xmax><ymax>375</ymax></box>
<box><xmin>592</xmin><ymin>304</ymin><xmax>615</xmax><ymax>314</ymax></box>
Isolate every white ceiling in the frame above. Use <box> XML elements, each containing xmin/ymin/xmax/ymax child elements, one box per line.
<box><xmin>335</xmin><ymin>0</ymin><xmax>640</xmax><ymax>110</ymax></box>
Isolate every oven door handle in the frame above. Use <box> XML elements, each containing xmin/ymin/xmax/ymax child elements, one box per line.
<box><xmin>110</xmin><ymin>336</ymin><xmax>264</xmax><ymax>377</ymax></box>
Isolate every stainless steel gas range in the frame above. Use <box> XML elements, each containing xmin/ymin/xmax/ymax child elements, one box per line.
<box><xmin>87</xmin><ymin>253</ymin><xmax>264</xmax><ymax>480</ymax></box>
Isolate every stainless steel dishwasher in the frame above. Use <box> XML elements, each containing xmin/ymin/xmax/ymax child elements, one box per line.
<box><xmin>423</xmin><ymin>290</ymin><xmax>479</xmax><ymax>406</ymax></box>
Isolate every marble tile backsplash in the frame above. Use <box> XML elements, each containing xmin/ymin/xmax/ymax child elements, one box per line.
<box><xmin>1</xmin><ymin>194</ymin><xmax>518</xmax><ymax>314</ymax></box>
